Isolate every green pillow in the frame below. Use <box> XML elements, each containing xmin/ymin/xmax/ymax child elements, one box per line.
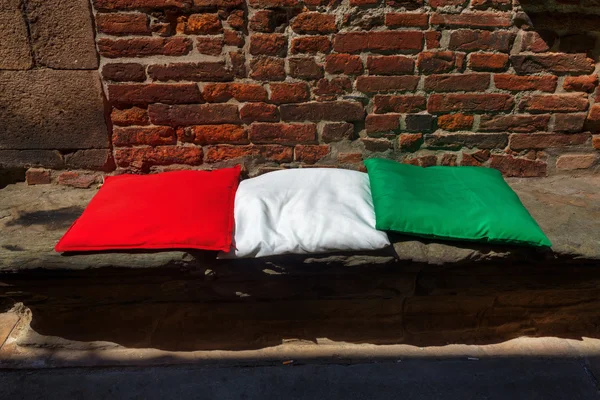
<box><xmin>364</xmin><ymin>158</ymin><xmax>551</xmax><ymax>247</ymax></box>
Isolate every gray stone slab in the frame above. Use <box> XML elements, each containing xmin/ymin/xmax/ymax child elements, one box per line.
<box><xmin>0</xmin><ymin>150</ymin><xmax>64</xmax><ymax>169</ymax></box>
<box><xmin>0</xmin><ymin>0</ymin><xmax>33</xmax><ymax>70</ymax></box>
<box><xmin>25</xmin><ymin>0</ymin><xmax>98</xmax><ymax>69</ymax></box>
<box><xmin>0</xmin><ymin>359</ymin><xmax>598</xmax><ymax>400</ymax></box>
<box><xmin>0</xmin><ymin>70</ymin><xmax>109</xmax><ymax>150</ymax></box>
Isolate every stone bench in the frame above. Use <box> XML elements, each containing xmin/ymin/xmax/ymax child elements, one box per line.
<box><xmin>0</xmin><ymin>176</ymin><xmax>599</xmax><ymax>351</ymax></box>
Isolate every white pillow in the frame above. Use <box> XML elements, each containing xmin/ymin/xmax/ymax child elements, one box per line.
<box><xmin>221</xmin><ymin>168</ymin><xmax>390</xmax><ymax>258</ymax></box>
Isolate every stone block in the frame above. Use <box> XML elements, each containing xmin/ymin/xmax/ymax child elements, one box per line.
<box><xmin>0</xmin><ymin>0</ymin><xmax>33</xmax><ymax>70</ymax></box>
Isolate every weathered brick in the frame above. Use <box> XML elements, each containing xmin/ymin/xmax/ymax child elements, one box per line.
<box><xmin>556</xmin><ymin>154</ymin><xmax>598</xmax><ymax>170</ymax></box>
<box><xmin>183</xmin><ymin>14</ymin><xmax>222</xmax><ymax>34</ymax></box>
<box><xmin>428</xmin><ymin>94</ymin><xmax>514</xmax><ymax>113</ymax></box>
<box><xmin>552</xmin><ymin>113</ymin><xmax>586</xmax><ymax>133</ymax></box>
<box><xmin>227</xmin><ymin>10</ymin><xmax>245</xmax><ymax>30</ymax></box>
<box><xmin>289</xmin><ymin>57</ymin><xmax>324</xmax><ymax>80</ymax></box>
<box><xmin>362</xmin><ymin>138</ymin><xmax>393</xmax><ymax>152</ymax></box>
<box><xmin>280</xmin><ymin>101</ymin><xmax>364</xmax><ymax>121</ymax></box>
<box><xmin>449</xmin><ymin>30</ymin><xmax>514</xmax><ymax>52</ymax></box>
<box><xmin>470</xmin><ymin>0</ymin><xmax>511</xmax><ymax>9</ymax></box>
<box><xmin>111</xmin><ymin>107</ymin><xmax>149</xmax><ymax>126</ymax></box>
<box><xmin>349</xmin><ymin>0</ymin><xmax>379</xmax><ymax>6</ymax></box>
<box><xmin>357</xmin><ymin>76</ymin><xmax>420</xmax><ymax>93</ymax></box>
<box><xmin>248</xmin><ymin>0</ymin><xmax>300</xmax><ymax>8</ymax></box>
<box><xmin>149</xmin><ymin>103</ymin><xmax>240</xmax><ymax>126</ymax></box>
<box><xmin>93</xmin><ymin>0</ymin><xmax>192</xmax><ymax>10</ymax></box>
<box><xmin>203</xmin><ymin>84</ymin><xmax>266</xmax><ymax>104</ymax></box>
<box><xmin>469</xmin><ymin>53</ymin><xmax>508</xmax><ymax>71</ymax></box>
<box><xmin>398</xmin><ymin>133</ymin><xmax>423</xmax><ymax>151</ymax></box>
<box><xmin>406</xmin><ymin>114</ymin><xmax>436</xmax><ymax>132</ymax></box>
<box><xmin>425</xmin><ymin>31</ymin><xmax>442</xmax><ymax>49</ymax></box>
<box><xmin>114</xmin><ymin>146</ymin><xmax>203</xmax><ymax>171</ymax></box>
<box><xmin>424</xmin><ymin>133</ymin><xmax>507</xmax><ymax>149</ymax></box>
<box><xmin>490</xmin><ymin>155</ymin><xmax>547</xmax><ymax>177</ymax></box>
<box><xmin>230</xmin><ymin>51</ymin><xmax>247</xmax><ymax>78</ymax></box>
<box><xmin>26</xmin><ymin>168</ymin><xmax>51</xmax><ymax>185</ymax></box>
<box><xmin>148</xmin><ymin>62</ymin><xmax>233</xmax><ymax>82</ymax></box>
<box><xmin>385</xmin><ymin>0</ymin><xmax>423</xmax><ymax>8</ymax></box>
<box><xmin>385</xmin><ymin>13</ymin><xmax>429</xmax><ymax>28</ymax></box>
<box><xmin>269</xmin><ymin>82</ymin><xmax>311</xmax><ymax>104</ymax></box>
<box><xmin>250</xmin><ymin>34</ymin><xmax>287</xmax><ymax>56</ymax></box>
<box><xmin>337</xmin><ymin>152</ymin><xmax>364</xmax><ymax>164</ymax></box>
<box><xmin>322</xmin><ymin>123</ymin><xmax>354</xmax><ymax>142</ymax></box>
<box><xmin>509</xmin><ymin>133</ymin><xmax>590</xmax><ymax>150</ymax></box>
<box><xmin>417</xmin><ymin>51</ymin><xmax>463</xmax><ymax>74</ymax></box>
<box><xmin>563</xmin><ymin>75</ymin><xmax>599</xmax><ymax>93</ymax></box>
<box><xmin>593</xmin><ymin>135</ymin><xmax>600</xmax><ymax>149</ymax></box>
<box><xmin>404</xmin><ymin>154</ymin><xmax>437</xmax><ymax>167</ymax></box>
<box><xmin>102</xmin><ymin>63</ymin><xmax>146</xmax><ymax>82</ymax></box>
<box><xmin>97</xmin><ymin>37</ymin><xmax>192</xmax><ymax>58</ymax></box>
<box><xmin>519</xmin><ymin>94</ymin><xmax>589</xmax><ymax>113</ymax></box>
<box><xmin>437</xmin><ymin>113</ymin><xmax>473</xmax><ymax>131</ymax></box>
<box><xmin>204</xmin><ymin>145</ymin><xmax>293</xmax><ymax>163</ymax></box>
<box><xmin>180</xmin><ymin>124</ymin><xmax>248</xmax><ymax>145</ymax></box>
<box><xmin>290</xmin><ymin>36</ymin><xmax>331</xmax><ymax>54</ymax></box>
<box><xmin>511</xmin><ymin>54</ymin><xmax>595</xmax><ymax>75</ymax></box>
<box><xmin>461</xmin><ymin>149</ymin><xmax>490</xmax><ymax>166</ymax></box>
<box><xmin>374</xmin><ymin>95</ymin><xmax>427</xmax><ymax>113</ymax></box>
<box><xmin>113</xmin><ymin>126</ymin><xmax>177</xmax><ymax>146</ymax></box>
<box><xmin>479</xmin><ymin>115</ymin><xmax>550</xmax><ymax>133</ymax></box>
<box><xmin>493</xmin><ymin>74</ymin><xmax>557</xmax><ymax>92</ymax></box>
<box><xmin>96</xmin><ymin>13</ymin><xmax>150</xmax><ymax>35</ymax></box>
<box><xmin>250</xmin><ymin>57</ymin><xmax>286</xmax><ymax>81</ymax></box>
<box><xmin>57</xmin><ymin>172</ymin><xmax>98</xmax><ymax>189</ymax></box>
<box><xmin>586</xmin><ymin>104</ymin><xmax>600</xmax><ymax>132</ymax></box>
<box><xmin>292</xmin><ymin>13</ymin><xmax>337</xmax><ymax>34</ymax></box>
<box><xmin>108</xmin><ymin>83</ymin><xmax>202</xmax><ymax>105</ymax></box>
<box><xmin>295</xmin><ymin>144</ymin><xmax>330</xmax><ymax>164</ymax></box>
<box><xmin>520</xmin><ymin>31</ymin><xmax>553</xmax><ymax>53</ymax></box>
<box><xmin>249</xmin><ymin>123</ymin><xmax>317</xmax><ymax>144</ymax></box>
<box><xmin>424</xmin><ymin>74</ymin><xmax>490</xmax><ymax>92</ymax></box>
<box><xmin>223</xmin><ymin>30</ymin><xmax>245</xmax><ymax>46</ymax></box>
<box><xmin>430</xmin><ymin>12</ymin><xmax>512</xmax><ymax>28</ymax></box>
<box><xmin>197</xmin><ymin>37</ymin><xmax>224</xmax><ymax>55</ymax></box>
<box><xmin>193</xmin><ymin>0</ymin><xmax>245</xmax><ymax>8</ymax></box>
<box><xmin>249</xmin><ymin>10</ymin><xmax>281</xmax><ymax>32</ymax></box>
<box><xmin>367</xmin><ymin>56</ymin><xmax>414</xmax><ymax>75</ymax></box>
<box><xmin>314</xmin><ymin>78</ymin><xmax>352</xmax><ymax>100</ymax></box>
<box><xmin>429</xmin><ymin>0</ymin><xmax>466</xmax><ymax>7</ymax></box>
<box><xmin>325</xmin><ymin>54</ymin><xmax>364</xmax><ymax>75</ymax></box>
<box><xmin>366</xmin><ymin>114</ymin><xmax>401</xmax><ymax>135</ymax></box>
<box><xmin>240</xmin><ymin>102</ymin><xmax>280</xmax><ymax>122</ymax></box>
<box><xmin>333</xmin><ymin>31</ymin><xmax>423</xmax><ymax>53</ymax></box>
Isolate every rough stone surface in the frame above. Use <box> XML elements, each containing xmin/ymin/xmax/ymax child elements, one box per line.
<box><xmin>25</xmin><ymin>0</ymin><xmax>99</xmax><ymax>69</ymax></box>
<box><xmin>0</xmin><ymin>70</ymin><xmax>109</xmax><ymax>150</ymax></box>
<box><xmin>0</xmin><ymin>0</ymin><xmax>33</xmax><ymax>70</ymax></box>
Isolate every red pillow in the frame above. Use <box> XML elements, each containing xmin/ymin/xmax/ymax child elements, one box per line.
<box><xmin>55</xmin><ymin>166</ymin><xmax>241</xmax><ymax>252</ymax></box>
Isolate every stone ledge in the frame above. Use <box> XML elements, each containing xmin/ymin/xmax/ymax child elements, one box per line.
<box><xmin>0</xmin><ymin>175</ymin><xmax>599</xmax><ymax>273</ymax></box>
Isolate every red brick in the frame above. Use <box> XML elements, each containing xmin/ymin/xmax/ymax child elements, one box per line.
<box><xmin>398</xmin><ymin>133</ymin><xmax>423</xmax><ymax>151</ymax></box>
<box><xmin>249</xmin><ymin>34</ymin><xmax>287</xmax><ymax>56</ymax></box>
<box><xmin>425</xmin><ymin>31</ymin><xmax>442</xmax><ymax>49</ymax></box>
<box><xmin>290</xmin><ymin>36</ymin><xmax>331</xmax><ymax>54</ymax></box>
<box><xmin>357</xmin><ymin>76</ymin><xmax>420</xmax><ymax>93</ymax></box>
<box><xmin>337</xmin><ymin>152</ymin><xmax>364</xmax><ymax>164</ymax></box>
<box><xmin>289</xmin><ymin>57</ymin><xmax>324</xmax><ymax>80</ymax></box>
<box><xmin>494</xmin><ymin>74</ymin><xmax>557</xmax><ymax>92</ymax></box>
<box><xmin>97</xmin><ymin>37</ymin><xmax>192</xmax><ymax>58</ymax></box>
<box><xmin>586</xmin><ymin>104</ymin><xmax>600</xmax><ymax>132</ymax></box>
<box><xmin>183</xmin><ymin>14</ymin><xmax>222</xmax><ymax>34</ymax></box>
<box><xmin>292</xmin><ymin>13</ymin><xmax>337</xmax><ymax>34</ymax></box>
<box><xmin>102</xmin><ymin>63</ymin><xmax>146</xmax><ymax>82</ymax></box>
<box><xmin>384</xmin><ymin>13</ymin><xmax>429</xmax><ymax>28</ymax></box>
<box><xmin>197</xmin><ymin>37</ymin><xmax>224</xmax><ymax>55</ymax></box>
<box><xmin>93</xmin><ymin>0</ymin><xmax>192</xmax><ymax>10</ymax></box>
<box><xmin>26</xmin><ymin>168</ymin><xmax>51</xmax><ymax>185</ymax></box>
<box><xmin>96</xmin><ymin>13</ymin><xmax>149</xmax><ymax>35</ymax></box>
<box><xmin>230</xmin><ymin>51</ymin><xmax>246</xmax><ymax>78</ymax></box>
<box><xmin>333</xmin><ymin>31</ymin><xmax>423</xmax><ymax>53</ymax></box>
<box><xmin>115</xmin><ymin>146</ymin><xmax>203</xmax><ymax>170</ymax></box>
<box><xmin>490</xmin><ymin>155</ymin><xmax>547</xmax><ymax>177</ymax></box>
<box><xmin>362</xmin><ymin>138</ymin><xmax>393</xmax><ymax>151</ymax></box>
<box><xmin>180</xmin><ymin>124</ymin><xmax>248</xmax><ymax>145</ymax></box>
<box><xmin>439</xmin><ymin>153</ymin><xmax>458</xmax><ymax>166</ymax></box>
<box><xmin>295</xmin><ymin>144</ymin><xmax>330</xmax><ymax>164</ymax></box>
<box><xmin>223</xmin><ymin>30</ymin><xmax>245</xmax><ymax>46</ymax></box>
<box><xmin>417</xmin><ymin>51</ymin><xmax>463</xmax><ymax>74</ymax></box>
<box><xmin>564</xmin><ymin>75</ymin><xmax>599</xmax><ymax>93</ymax></box>
<box><xmin>593</xmin><ymin>135</ymin><xmax>600</xmax><ymax>149</ymax></box>
<box><xmin>520</xmin><ymin>31</ymin><xmax>552</xmax><ymax>53</ymax></box>
<box><xmin>511</xmin><ymin>54</ymin><xmax>595</xmax><ymax>75</ymax></box>
<box><xmin>424</xmin><ymin>74</ymin><xmax>490</xmax><ymax>92</ymax></box>
<box><xmin>386</xmin><ymin>0</ymin><xmax>423</xmax><ymax>6</ymax></box>
<box><xmin>367</xmin><ymin>56</ymin><xmax>414</xmax><ymax>75</ymax></box>
<box><xmin>431</xmin><ymin>12</ymin><xmax>512</xmax><ymax>28</ymax></box>
<box><xmin>227</xmin><ymin>10</ymin><xmax>245</xmax><ymax>30</ymax></box>
<box><xmin>428</xmin><ymin>94</ymin><xmax>514</xmax><ymax>113</ymax></box>
<box><xmin>510</xmin><ymin>133</ymin><xmax>590</xmax><ymax>150</ymax></box>
<box><xmin>57</xmin><ymin>172</ymin><xmax>98</xmax><ymax>189</ymax></box>
<box><xmin>322</xmin><ymin>123</ymin><xmax>354</xmax><ymax>142</ymax></box>
<box><xmin>373</xmin><ymin>95</ymin><xmax>427</xmax><ymax>114</ymax></box>
<box><xmin>366</xmin><ymin>114</ymin><xmax>401</xmax><ymax>134</ymax></box>
<box><xmin>404</xmin><ymin>154</ymin><xmax>438</xmax><ymax>167</ymax></box>
<box><xmin>469</xmin><ymin>53</ymin><xmax>509</xmax><ymax>72</ymax></box>
<box><xmin>148</xmin><ymin>62</ymin><xmax>233</xmax><ymax>82</ymax></box>
<box><xmin>325</xmin><ymin>54</ymin><xmax>364</xmax><ymax>75</ymax></box>
<box><xmin>240</xmin><ymin>102</ymin><xmax>280</xmax><ymax>122</ymax></box>
<box><xmin>249</xmin><ymin>123</ymin><xmax>317</xmax><ymax>144</ymax></box>
<box><xmin>113</xmin><ymin>126</ymin><xmax>177</xmax><ymax>146</ymax></box>
<box><xmin>553</xmin><ymin>113</ymin><xmax>587</xmax><ymax>133</ymax></box>
<box><xmin>437</xmin><ymin>113</ymin><xmax>473</xmax><ymax>131</ymax></box>
<box><xmin>280</xmin><ymin>101</ymin><xmax>364</xmax><ymax>121</ymax></box>
<box><xmin>270</xmin><ymin>82</ymin><xmax>311</xmax><ymax>104</ymax></box>
<box><xmin>470</xmin><ymin>0</ymin><xmax>511</xmax><ymax>9</ymax></box>
<box><xmin>250</xmin><ymin>57</ymin><xmax>286</xmax><ymax>81</ymax></box>
<box><xmin>449</xmin><ymin>30</ymin><xmax>514</xmax><ymax>52</ymax></box>
<box><xmin>108</xmin><ymin>83</ymin><xmax>202</xmax><ymax>105</ymax></box>
<box><xmin>556</xmin><ymin>154</ymin><xmax>598</xmax><ymax>170</ymax></box>
<box><xmin>248</xmin><ymin>0</ymin><xmax>300</xmax><ymax>8</ymax></box>
<box><xmin>149</xmin><ymin>103</ymin><xmax>240</xmax><ymax>126</ymax></box>
<box><xmin>249</xmin><ymin>10</ymin><xmax>278</xmax><ymax>32</ymax></box>
<box><xmin>192</xmin><ymin>0</ymin><xmax>245</xmax><ymax>7</ymax></box>
<box><xmin>429</xmin><ymin>0</ymin><xmax>466</xmax><ymax>7</ymax></box>
<box><xmin>424</xmin><ymin>133</ymin><xmax>507</xmax><ymax>149</ymax></box>
<box><xmin>519</xmin><ymin>94</ymin><xmax>589</xmax><ymax>113</ymax></box>
<box><xmin>461</xmin><ymin>149</ymin><xmax>490</xmax><ymax>166</ymax></box>
<box><xmin>111</xmin><ymin>107</ymin><xmax>150</xmax><ymax>126</ymax></box>
<box><xmin>479</xmin><ymin>115</ymin><xmax>550</xmax><ymax>133</ymax></box>
<box><xmin>349</xmin><ymin>0</ymin><xmax>378</xmax><ymax>5</ymax></box>
<box><xmin>203</xmin><ymin>83</ymin><xmax>267</xmax><ymax>102</ymax></box>
<box><xmin>204</xmin><ymin>145</ymin><xmax>293</xmax><ymax>163</ymax></box>
<box><xmin>314</xmin><ymin>78</ymin><xmax>352</xmax><ymax>100</ymax></box>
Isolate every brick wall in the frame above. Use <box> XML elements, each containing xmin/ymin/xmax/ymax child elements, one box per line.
<box><xmin>10</xmin><ymin>0</ymin><xmax>593</xmax><ymax>179</ymax></box>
